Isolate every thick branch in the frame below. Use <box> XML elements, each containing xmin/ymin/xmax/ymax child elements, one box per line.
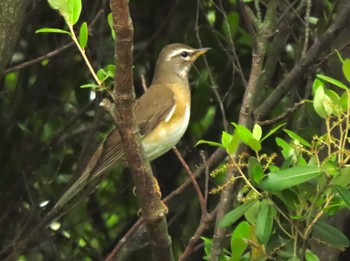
<box><xmin>109</xmin><ymin>1</ymin><xmax>174</xmax><ymax>260</ymax></box>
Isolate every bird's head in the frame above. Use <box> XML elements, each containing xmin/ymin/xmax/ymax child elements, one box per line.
<box><xmin>152</xmin><ymin>43</ymin><xmax>210</xmax><ymax>84</ymax></box>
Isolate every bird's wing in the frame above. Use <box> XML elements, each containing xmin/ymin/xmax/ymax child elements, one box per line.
<box><xmin>134</xmin><ymin>84</ymin><xmax>176</xmax><ymax>136</ymax></box>
<box><xmin>50</xmin><ymin>85</ymin><xmax>175</xmax><ymax>215</ymax></box>
<box><xmin>52</xmin><ymin>128</ymin><xmax>124</xmax><ymax>212</ymax></box>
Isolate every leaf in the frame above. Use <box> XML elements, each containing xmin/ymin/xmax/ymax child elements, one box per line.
<box><xmin>312</xmin><ymin>221</ymin><xmax>350</xmax><ymax>248</ymax></box>
<box><xmin>195</xmin><ymin>140</ymin><xmax>224</xmax><ymax>149</ymax></box>
<box><xmin>248</xmin><ymin>157</ymin><xmax>264</xmax><ymax>185</ymax></box>
<box><xmin>35</xmin><ymin>28</ymin><xmax>71</xmax><ymax>35</ymax></box>
<box><xmin>260</xmin><ymin>123</ymin><xmax>286</xmax><ymax>142</ymax></box>
<box><xmin>221</xmin><ymin>131</ymin><xmax>233</xmax><ymax>149</ymax></box>
<box><xmin>232</xmin><ymin>123</ymin><xmax>261</xmax><ymax>151</ymax></box>
<box><xmin>67</xmin><ymin>0</ymin><xmax>82</xmax><ymax>25</ymax></box>
<box><xmin>255</xmin><ymin>200</ymin><xmax>273</xmax><ymax>244</ymax></box>
<box><xmin>317</xmin><ymin>74</ymin><xmax>348</xmax><ymax>91</ymax></box>
<box><xmin>219</xmin><ymin>200</ymin><xmax>256</xmax><ymax>227</ymax></box>
<box><xmin>313</xmin><ymin>85</ymin><xmax>333</xmax><ymax>118</ymax></box>
<box><xmin>79</xmin><ymin>22</ymin><xmax>88</xmax><ymax>49</ymax></box>
<box><xmin>335</xmin><ymin>185</ymin><xmax>350</xmax><ymax>209</ymax></box>
<box><xmin>107</xmin><ymin>13</ymin><xmax>116</xmax><ymax>40</ymax></box>
<box><xmin>284</xmin><ymin>129</ymin><xmax>311</xmax><ymax>148</ymax></box>
<box><xmin>343</xmin><ymin>59</ymin><xmax>350</xmax><ymax>83</ymax></box>
<box><xmin>259</xmin><ymin>166</ymin><xmax>321</xmax><ymax>192</ymax></box>
<box><xmin>80</xmin><ymin>83</ymin><xmax>99</xmax><ymax>89</ymax></box>
<box><xmin>305</xmin><ymin>249</ymin><xmax>320</xmax><ymax>261</ymax></box>
<box><xmin>230</xmin><ymin>221</ymin><xmax>251</xmax><ymax>261</ymax></box>
<box><xmin>321</xmin><ymin>161</ymin><xmax>339</xmax><ymax>176</ymax></box>
<box><xmin>312</xmin><ymin>78</ymin><xmax>324</xmax><ymax>94</ymax></box>
<box><xmin>48</xmin><ymin>0</ymin><xmax>67</xmax><ymax>10</ymax></box>
<box><xmin>252</xmin><ymin>124</ymin><xmax>262</xmax><ymax>141</ymax></box>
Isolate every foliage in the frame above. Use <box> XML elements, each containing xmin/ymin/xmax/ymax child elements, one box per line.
<box><xmin>199</xmin><ymin>62</ymin><xmax>350</xmax><ymax>260</ymax></box>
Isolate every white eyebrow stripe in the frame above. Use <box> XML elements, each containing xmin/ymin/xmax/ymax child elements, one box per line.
<box><xmin>166</xmin><ymin>48</ymin><xmax>194</xmax><ymax>61</ymax></box>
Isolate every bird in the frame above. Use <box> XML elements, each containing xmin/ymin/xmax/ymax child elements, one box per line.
<box><xmin>50</xmin><ymin>43</ymin><xmax>210</xmax><ymax>214</ymax></box>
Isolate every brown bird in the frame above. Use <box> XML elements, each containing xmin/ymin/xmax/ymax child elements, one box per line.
<box><xmin>52</xmin><ymin>43</ymin><xmax>210</xmax><ymax>212</ymax></box>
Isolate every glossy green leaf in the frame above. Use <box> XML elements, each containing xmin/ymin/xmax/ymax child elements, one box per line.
<box><xmin>284</xmin><ymin>129</ymin><xmax>311</xmax><ymax>148</ymax></box>
<box><xmin>80</xmin><ymin>83</ymin><xmax>99</xmax><ymax>89</ymax></box>
<box><xmin>313</xmin><ymin>85</ymin><xmax>333</xmax><ymax>118</ymax></box>
<box><xmin>232</xmin><ymin>123</ymin><xmax>261</xmax><ymax>151</ymax></box>
<box><xmin>252</xmin><ymin>124</ymin><xmax>262</xmax><ymax>141</ymax></box>
<box><xmin>79</xmin><ymin>22</ymin><xmax>88</xmax><ymax>49</ymax></box>
<box><xmin>221</xmin><ymin>131</ymin><xmax>233</xmax><ymax>149</ymax></box>
<box><xmin>36</xmin><ymin>28</ymin><xmax>71</xmax><ymax>35</ymax></box>
<box><xmin>259</xmin><ymin>166</ymin><xmax>321</xmax><ymax>192</ymax></box>
<box><xmin>317</xmin><ymin>74</ymin><xmax>348</xmax><ymax>91</ymax></box>
<box><xmin>219</xmin><ymin>200</ymin><xmax>256</xmax><ymax>227</ymax></box>
<box><xmin>343</xmin><ymin>59</ymin><xmax>350</xmax><ymax>83</ymax></box>
<box><xmin>195</xmin><ymin>139</ymin><xmax>224</xmax><ymax>149</ymax></box>
<box><xmin>313</xmin><ymin>221</ymin><xmax>350</xmax><ymax>248</ymax></box>
<box><xmin>67</xmin><ymin>0</ymin><xmax>82</xmax><ymax>25</ymax></box>
<box><xmin>255</xmin><ymin>200</ymin><xmax>273</xmax><ymax>244</ymax></box>
<box><xmin>276</xmin><ymin>137</ymin><xmax>292</xmax><ymax>160</ymax></box>
<box><xmin>312</xmin><ymin>78</ymin><xmax>324</xmax><ymax>94</ymax></box>
<box><xmin>230</xmin><ymin>221</ymin><xmax>250</xmax><ymax>261</ymax></box>
<box><xmin>48</xmin><ymin>0</ymin><xmax>67</xmax><ymax>10</ymax></box>
<box><xmin>335</xmin><ymin>185</ymin><xmax>350</xmax><ymax>209</ymax></box>
<box><xmin>305</xmin><ymin>250</ymin><xmax>319</xmax><ymax>261</ymax></box>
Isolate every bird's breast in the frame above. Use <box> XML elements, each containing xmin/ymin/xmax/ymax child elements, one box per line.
<box><xmin>142</xmin><ymin>84</ymin><xmax>191</xmax><ymax>160</ymax></box>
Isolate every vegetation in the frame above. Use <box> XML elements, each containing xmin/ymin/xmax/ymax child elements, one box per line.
<box><xmin>1</xmin><ymin>0</ymin><xmax>350</xmax><ymax>260</ymax></box>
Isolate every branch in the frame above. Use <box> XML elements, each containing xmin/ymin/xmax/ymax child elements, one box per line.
<box><xmin>255</xmin><ymin>1</ymin><xmax>350</xmax><ymax>120</ymax></box>
<box><xmin>109</xmin><ymin>1</ymin><xmax>174</xmax><ymax>260</ymax></box>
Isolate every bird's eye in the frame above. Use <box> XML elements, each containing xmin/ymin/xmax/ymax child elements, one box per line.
<box><xmin>180</xmin><ymin>51</ymin><xmax>189</xmax><ymax>58</ymax></box>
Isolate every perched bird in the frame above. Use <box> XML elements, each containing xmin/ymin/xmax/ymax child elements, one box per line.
<box><xmin>52</xmin><ymin>43</ymin><xmax>210</xmax><ymax>213</ymax></box>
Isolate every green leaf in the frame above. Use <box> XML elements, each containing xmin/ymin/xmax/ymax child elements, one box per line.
<box><xmin>305</xmin><ymin>250</ymin><xmax>320</xmax><ymax>261</ymax></box>
<box><xmin>79</xmin><ymin>22</ymin><xmax>88</xmax><ymax>49</ymax></box>
<box><xmin>48</xmin><ymin>0</ymin><xmax>67</xmax><ymax>10</ymax></box>
<box><xmin>221</xmin><ymin>131</ymin><xmax>233</xmax><ymax>149</ymax></box>
<box><xmin>67</xmin><ymin>0</ymin><xmax>82</xmax><ymax>25</ymax></box>
<box><xmin>80</xmin><ymin>83</ymin><xmax>99</xmax><ymax>89</ymax></box>
<box><xmin>223</xmin><ymin>12</ymin><xmax>239</xmax><ymax>38</ymax></box>
<box><xmin>35</xmin><ymin>28</ymin><xmax>71</xmax><ymax>35</ymax></box>
<box><xmin>248</xmin><ymin>157</ymin><xmax>264</xmax><ymax>185</ymax></box>
<box><xmin>343</xmin><ymin>59</ymin><xmax>350</xmax><ymax>83</ymax></box>
<box><xmin>284</xmin><ymin>129</ymin><xmax>311</xmax><ymax>148</ymax></box>
<box><xmin>108</xmin><ymin>13</ymin><xmax>116</xmax><ymax>40</ymax></box>
<box><xmin>321</xmin><ymin>161</ymin><xmax>339</xmax><ymax>176</ymax></box>
<box><xmin>259</xmin><ymin>166</ymin><xmax>321</xmax><ymax>192</ymax></box>
<box><xmin>335</xmin><ymin>185</ymin><xmax>350</xmax><ymax>209</ymax></box>
<box><xmin>232</xmin><ymin>123</ymin><xmax>261</xmax><ymax>151</ymax></box>
<box><xmin>260</xmin><ymin>123</ymin><xmax>286</xmax><ymax>142</ymax></box>
<box><xmin>317</xmin><ymin>74</ymin><xmax>348</xmax><ymax>91</ymax></box>
<box><xmin>313</xmin><ymin>85</ymin><xmax>333</xmax><ymax>118</ymax></box>
<box><xmin>312</xmin><ymin>78</ymin><xmax>324</xmax><ymax>94</ymax></box>
<box><xmin>340</xmin><ymin>91</ymin><xmax>349</xmax><ymax>111</ymax></box>
<box><xmin>252</xmin><ymin>124</ymin><xmax>262</xmax><ymax>141</ymax></box>
<box><xmin>195</xmin><ymin>140</ymin><xmax>224</xmax><ymax>148</ymax></box>
<box><xmin>219</xmin><ymin>200</ymin><xmax>256</xmax><ymax>227</ymax></box>
<box><xmin>230</xmin><ymin>221</ymin><xmax>250</xmax><ymax>261</ymax></box>
<box><xmin>255</xmin><ymin>200</ymin><xmax>273</xmax><ymax>244</ymax></box>
<box><xmin>313</xmin><ymin>221</ymin><xmax>350</xmax><ymax>248</ymax></box>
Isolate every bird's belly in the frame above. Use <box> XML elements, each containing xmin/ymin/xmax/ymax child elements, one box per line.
<box><xmin>142</xmin><ymin>105</ymin><xmax>190</xmax><ymax>161</ymax></box>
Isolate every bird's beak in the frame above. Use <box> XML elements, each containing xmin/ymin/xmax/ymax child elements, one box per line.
<box><xmin>194</xmin><ymin>47</ymin><xmax>211</xmax><ymax>58</ymax></box>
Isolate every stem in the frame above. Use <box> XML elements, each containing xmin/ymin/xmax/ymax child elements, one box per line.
<box><xmin>68</xmin><ymin>24</ymin><xmax>102</xmax><ymax>86</ymax></box>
